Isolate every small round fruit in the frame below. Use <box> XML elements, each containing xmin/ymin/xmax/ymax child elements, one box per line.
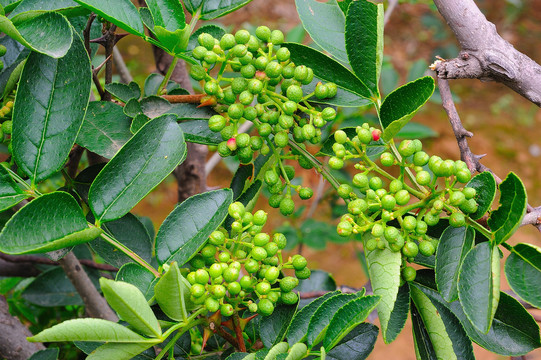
<box><xmin>281</xmin><ymin>291</ymin><xmax>298</xmax><ymax>305</ymax></box>
<box><xmin>416</xmin><ymin>171</ymin><xmax>431</xmax><ymax>186</ymax></box>
<box><xmin>274</xmin><ymin>233</ymin><xmax>287</xmax><ymax>249</ymax></box>
<box><xmin>403</xmin><ymin>216</ymin><xmax>417</xmax><ymax>231</ymax></box>
<box><xmin>402</xmin><ymin>266</ymin><xmax>417</xmax><ymax>282</ymax></box>
<box><xmin>353</xmin><ymin>173</ymin><xmax>369</xmax><ymax>188</ymax></box>
<box><xmin>402</xmin><ymin>242</ymin><xmax>419</xmax><ymax>258</ymax></box>
<box><xmin>190</xmin><ymin>284</ymin><xmax>206</xmax><ymax>298</ymax></box>
<box><xmin>255</xmin><ymin>26</ymin><xmax>271</xmax><ymax>41</ymax></box>
<box><xmin>295</xmin><ymin>267</ymin><xmax>311</xmax><ymax>279</ymax></box>
<box><xmin>205</xmin><ymin>297</ymin><xmax>220</xmax><ymax>312</ymax></box>
<box><xmin>380</xmin><ymin>152</ymin><xmax>394</xmax><ymax>166</ymax></box>
<box><xmin>258</xmin><ymin>298</ymin><xmax>274</xmax><ymax>316</ymax></box>
<box><xmin>328</xmin><ymin>157</ymin><xmax>344</xmax><ymax>170</ymax></box>
<box><xmin>286</xmin><ymin>85</ymin><xmax>303</xmax><ymax>102</ymax></box>
<box><xmin>280</xmin><ymin>277</ymin><xmax>299</xmax><ymax>292</ymax></box>
<box><xmin>251</xmin><ymin>246</ymin><xmax>268</xmax><ymax>261</ymax></box>
<box><xmin>381</xmin><ymin>195</ymin><xmax>396</xmax><ymax>211</ymax></box>
<box><xmin>195</xmin><ymin>269</ymin><xmax>210</xmax><ymax>284</ymax></box>
<box><xmin>419</xmin><ymin>241</ymin><xmax>435</xmax><ymax>257</ymax></box>
<box><xmin>279</xmin><ymin>197</ymin><xmax>295</xmax><ymax>216</ymax></box>
<box><xmin>369</xmin><ymin>176</ymin><xmax>383</xmax><ymax>190</ymax></box>
<box><xmin>337</xmin><ymin>221</ymin><xmax>353</xmax><ymax>237</ymax></box>
<box><xmin>463</xmin><ymin>187</ymin><xmax>477</xmax><ymax>200</ymax></box>
<box><xmin>299</xmin><ymin>187</ymin><xmax>313</xmax><ymax>200</ymax></box>
<box><xmin>337</xmin><ymin>184</ymin><xmax>353</xmax><ymax>199</ymax></box>
<box><xmin>276</xmin><ymin>47</ymin><xmax>290</xmax><ymax>62</ymax></box>
<box><xmin>395</xmin><ymin>190</ymin><xmax>411</xmax><ymax>205</ymax></box>
<box><xmin>449</xmin><ymin>212</ymin><xmax>466</xmax><ymax>227</ymax></box>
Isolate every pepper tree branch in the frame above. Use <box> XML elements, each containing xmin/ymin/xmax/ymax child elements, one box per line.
<box><xmin>438</xmin><ymin>78</ymin><xmax>541</xmax><ymax>231</ymax></box>
<box><xmin>0</xmin><ymin>252</ymin><xmax>118</xmax><ymax>272</ymax></box>
<box><xmin>431</xmin><ymin>0</ymin><xmax>541</xmax><ymax>107</ymax></box>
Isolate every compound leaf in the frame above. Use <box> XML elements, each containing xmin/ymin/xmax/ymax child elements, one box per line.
<box><xmin>505</xmin><ymin>243</ymin><xmax>541</xmax><ymax>308</ymax></box>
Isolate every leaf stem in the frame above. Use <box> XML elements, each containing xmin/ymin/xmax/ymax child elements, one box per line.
<box><xmin>98</xmin><ymin>230</ymin><xmax>160</xmax><ymax>277</ymax></box>
<box><xmin>158</xmin><ymin>56</ymin><xmax>179</xmax><ymax>95</ymax></box>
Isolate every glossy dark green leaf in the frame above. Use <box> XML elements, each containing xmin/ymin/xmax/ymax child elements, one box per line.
<box><xmin>0</xmin><ymin>12</ymin><xmax>72</xmax><ymax>58</ymax></box>
<box><xmin>285</xmin><ymin>42</ymin><xmax>371</xmax><ymax>99</ymax></box>
<box><xmin>296</xmin><ymin>269</ymin><xmax>336</xmax><ymax>293</ymax></box>
<box><xmin>22</xmin><ymin>266</ymin><xmax>99</xmax><ymax>306</ymax></box>
<box><xmin>323</xmin><ymin>295</ymin><xmax>380</xmax><ymax>349</ymax></box>
<box><xmin>154</xmin><ymin>262</ymin><xmax>194</xmax><ymax>321</ymax></box>
<box><xmin>80</xmin><ymin>342</ymin><xmax>156</xmax><ymax>360</ymax></box>
<box><xmin>365</xmin><ymin>242</ymin><xmax>401</xmax><ymax>343</ymax></box>
<box><xmin>28</xmin><ymin>319</ymin><xmax>159</xmax><ymax>343</ymax></box>
<box><xmin>179</xmin><ymin>120</ymin><xmax>222</xmax><ymax>145</ymax></box>
<box><xmin>168</xmin><ymin>102</ymin><xmax>217</xmax><ymax>120</ymax></box>
<box><xmin>435</xmin><ymin>226</ymin><xmax>475</xmax><ymax>302</ymax></box>
<box><xmin>224</xmin><ymin>353</ymin><xmax>250</xmax><ymax>360</ymax></box>
<box><xmin>380</xmin><ymin>76</ymin><xmax>435</xmax><ymax>142</ymax></box>
<box><xmin>488</xmin><ymin>172</ymin><xmax>527</xmax><ymax>244</ymax></box>
<box><xmin>116</xmin><ymin>263</ymin><xmax>157</xmax><ymax>301</ymax></box>
<box><xmin>0</xmin><ymin>192</ymin><xmax>102</xmax><ymax>254</ymax></box>
<box><xmin>307</xmin><ymin>292</ymin><xmax>359</xmax><ymax>347</ymax></box>
<box><xmin>345</xmin><ymin>0</ymin><xmax>383</xmax><ymax>96</ymax></box>
<box><xmin>410</xmin><ymin>284</ymin><xmax>475</xmax><ymax>360</ymax></box>
<box><xmin>73</xmin><ymin>163</ymin><xmax>105</xmax><ymax>203</ymax></box>
<box><xmin>325</xmin><ymin>323</ymin><xmax>378</xmax><ymax>360</ymax></box>
<box><xmin>140</xmin><ymin>96</ymin><xmax>171</xmax><ymax>118</ymax></box>
<box><xmin>13</xmin><ymin>31</ymin><xmax>90</xmax><ymax>184</ymax></box>
<box><xmin>302</xmin><ymin>76</ymin><xmax>371</xmax><ymax>107</ymax></box>
<box><xmin>27</xmin><ymin>348</ymin><xmax>60</xmax><ymax>360</ymax></box>
<box><xmin>77</xmin><ymin>101</ymin><xmax>132</xmax><ymax>159</ymax></box>
<box><xmin>466</xmin><ymin>171</ymin><xmax>496</xmax><ymax>220</ymax></box>
<box><xmin>287</xmin><ymin>291</ymin><xmax>339</xmax><ymax>345</ymax></box>
<box><xmin>143</xmin><ymin>73</ymin><xmax>180</xmax><ymax>96</ymax></box>
<box><xmin>458</xmin><ymin>241</ymin><xmax>500</xmax><ymax>333</ymax></box>
<box><xmin>301</xmin><ymin>219</ymin><xmax>345</xmax><ymax>248</ymax></box>
<box><xmin>259</xmin><ymin>304</ymin><xmax>297</xmax><ymax>348</ymax></box>
<box><xmin>384</xmin><ymin>283</ymin><xmax>410</xmax><ymax>343</ymax></box>
<box><xmin>105</xmin><ymin>82</ymin><xmax>141</xmax><ymax>103</ymax></box>
<box><xmin>230</xmin><ymin>164</ymin><xmax>254</xmax><ymax>200</ymax></box>
<box><xmin>155</xmin><ymin>188</ymin><xmax>232</xmax><ymax>265</ymax></box>
<box><xmin>146</xmin><ymin>0</ymin><xmax>185</xmax><ymax>32</ymax></box>
<box><xmin>73</xmin><ymin>0</ymin><xmax>144</xmax><ymax>36</ymax></box>
<box><xmin>89</xmin><ymin>213</ymin><xmax>152</xmax><ymax>268</ymax></box>
<box><xmin>100</xmin><ymin>278</ymin><xmax>161</xmax><ymax>338</ymax></box>
<box><xmin>188</xmin><ymin>24</ymin><xmax>225</xmax><ymax>51</ymax></box>
<box><xmin>89</xmin><ymin>114</ymin><xmax>187</xmax><ymax>223</ymax></box>
<box><xmin>410</xmin><ymin>302</ymin><xmax>438</xmax><ymax>360</ymax></box>
<box><xmin>131</xmin><ymin>113</ymin><xmax>150</xmax><ymax>134</ymax></box>
<box><xmin>0</xmin><ymin>165</ymin><xmax>29</xmax><ymax>210</ymax></box>
<box><xmin>505</xmin><ymin>243</ymin><xmax>541</xmax><ymax>308</ymax></box>
<box><xmin>295</xmin><ymin>0</ymin><xmax>348</xmax><ymax>63</ymax></box>
<box><xmin>414</xmin><ymin>272</ymin><xmax>541</xmax><ymax>356</ymax></box>
<box><xmin>9</xmin><ymin>0</ymin><xmax>81</xmax><ymax>18</ymax></box>
<box><xmin>0</xmin><ymin>36</ymin><xmax>30</xmax><ymax>96</ymax></box>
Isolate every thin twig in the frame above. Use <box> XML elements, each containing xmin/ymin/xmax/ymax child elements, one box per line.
<box><xmin>438</xmin><ymin>78</ymin><xmax>541</xmax><ymax>231</ymax></box>
<box><xmin>232</xmin><ymin>313</ymin><xmax>247</xmax><ymax>352</ymax></box>
<box><xmin>0</xmin><ymin>252</ymin><xmax>118</xmax><ymax>272</ymax></box>
<box><xmin>103</xmin><ymin>24</ymin><xmax>117</xmax><ymax>101</ymax></box>
<box><xmin>161</xmin><ymin>94</ymin><xmax>206</xmax><ymax>103</ymax></box>
<box><xmin>112</xmin><ymin>46</ymin><xmax>133</xmax><ymax>84</ymax></box>
<box><xmin>83</xmin><ymin>13</ymin><xmax>96</xmax><ymax>58</ymax></box>
<box><xmin>384</xmin><ymin>0</ymin><xmax>398</xmax><ymax>27</ymax></box>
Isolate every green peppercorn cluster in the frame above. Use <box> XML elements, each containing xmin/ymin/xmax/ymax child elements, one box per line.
<box><xmin>329</xmin><ymin>123</ymin><xmax>479</xmax><ymax>282</ymax></box>
<box><xmin>0</xmin><ymin>100</ymin><xmax>14</xmax><ymax>159</ymax></box>
<box><xmin>189</xmin><ymin>26</ymin><xmax>337</xmax><ymax>164</ymax></box>
<box><xmin>186</xmin><ymin>202</ymin><xmax>310</xmax><ymax>316</ymax></box>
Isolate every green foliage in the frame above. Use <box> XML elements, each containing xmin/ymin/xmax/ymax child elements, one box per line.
<box><xmin>0</xmin><ymin>0</ymin><xmax>537</xmax><ymax>359</ymax></box>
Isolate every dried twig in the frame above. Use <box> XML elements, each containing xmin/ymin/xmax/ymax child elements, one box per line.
<box><xmin>0</xmin><ymin>252</ymin><xmax>118</xmax><ymax>272</ymax></box>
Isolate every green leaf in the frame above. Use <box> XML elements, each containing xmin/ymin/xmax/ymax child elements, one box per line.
<box><xmin>286</xmin><ymin>291</ymin><xmax>339</xmax><ymax>345</ymax></box>
<box><xmin>458</xmin><ymin>242</ymin><xmax>500</xmax><ymax>333</ymax></box>
<box><xmin>86</xmin><ymin>342</ymin><xmax>156</xmax><ymax>360</ymax></box>
<box><xmin>410</xmin><ymin>284</ymin><xmax>475</xmax><ymax>360</ymax></box>
<box><xmin>22</xmin><ymin>266</ymin><xmax>99</xmax><ymax>306</ymax></box>
<box><xmin>466</xmin><ymin>171</ymin><xmax>496</xmax><ymax>220</ymax></box>
<box><xmin>89</xmin><ymin>213</ymin><xmax>152</xmax><ymax>268</ymax></box>
<box><xmin>188</xmin><ymin>24</ymin><xmax>225</xmax><ymax>51</ymax></box>
<box><xmin>116</xmin><ymin>263</ymin><xmax>157</xmax><ymax>301</ymax></box>
<box><xmin>345</xmin><ymin>0</ymin><xmax>383</xmax><ymax>97</ymax></box>
<box><xmin>379</xmin><ymin>76</ymin><xmax>435</xmax><ymax>142</ymax></box>
<box><xmin>144</xmin><ymin>73</ymin><xmax>180</xmax><ymax>96</ymax></box>
<box><xmin>410</xmin><ymin>302</ymin><xmax>437</xmax><ymax>360</ymax></box>
<box><xmin>169</xmin><ymin>103</ymin><xmax>218</xmax><ymax>120</ymax></box>
<box><xmin>27</xmin><ymin>348</ymin><xmax>60</xmax><ymax>360</ymax></box>
<box><xmin>295</xmin><ymin>0</ymin><xmax>348</xmax><ymax>63</ymax></box>
<box><xmin>73</xmin><ymin>0</ymin><xmax>144</xmax><ymax>36</ymax></box>
<box><xmin>105</xmin><ymin>82</ymin><xmax>141</xmax><ymax>103</ymax></box>
<box><xmin>154</xmin><ymin>262</ymin><xmax>194</xmax><ymax>321</ymax></box>
<box><xmin>145</xmin><ymin>0</ymin><xmax>185</xmax><ymax>32</ymax></box>
<box><xmin>0</xmin><ymin>165</ymin><xmax>29</xmax><ymax>211</ymax></box>
<box><xmin>505</xmin><ymin>243</ymin><xmax>541</xmax><ymax>308</ymax></box>
<box><xmin>384</xmin><ymin>283</ymin><xmax>410</xmax><ymax>343</ymax></box>
<box><xmin>28</xmin><ymin>318</ymin><xmax>158</xmax><ymax>343</ymax></box>
<box><xmin>260</xmin><ymin>304</ymin><xmax>297</xmax><ymax>348</ymax></box>
<box><xmin>155</xmin><ymin>188</ymin><xmax>233</xmax><ymax>265</ymax></box>
<box><xmin>13</xmin><ymin>30</ymin><xmax>90</xmax><ymax>184</ymax></box>
<box><xmin>323</xmin><ymin>295</ymin><xmax>380</xmax><ymax>349</ymax></box>
<box><xmin>100</xmin><ymin>278</ymin><xmax>161</xmax><ymax>338</ymax></box>
<box><xmin>0</xmin><ymin>36</ymin><xmax>30</xmax><ymax>97</ymax></box>
<box><xmin>285</xmin><ymin>42</ymin><xmax>371</xmax><ymax>99</ymax></box>
<box><xmin>488</xmin><ymin>172</ymin><xmax>527</xmax><ymax>244</ymax></box>
<box><xmin>89</xmin><ymin>114</ymin><xmax>187</xmax><ymax>223</ymax></box>
<box><xmin>9</xmin><ymin>0</ymin><xmax>81</xmax><ymax>18</ymax></box>
<box><xmin>296</xmin><ymin>269</ymin><xmax>336</xmax><ymax>293</ymax></box>
<box><xmin>224</xmin><ymin>353</ymin><xmax>250</xmax><ymax>360</ymax></box>
<box><xmin>414</xmin><ymin>271</ymin><xmax>541</xmax><ymax>356</ymax></box>
<box><xmin>179</xmin><ymin>120</ymin><xmax>221</xmax><ymax>145</ymax></box>
<box><xmin>325</xmin><ymin>323</ymin><xmax>378</xmax><ymax>360</ymax></box>
<box><xmin>301</xmin><ymin>76</ymin><xmax>371</xmax><ymax>107</ymax></box>
<box><xmin>307</xmin><ymin>293</ymin><xmax>359</xmax><ymax>347</ymax></box>
<box><xmin>77</xmin><ymin>101</ymin><xmax>133</xmax><ymax>159</ymax></box>
<box><xmin>0</xmin><ymin>12</ymin><xmax>72</xmax><ymax>58</ymax></box>
<box><xmin>396</xmin><ymin>122</ymin><xmax>438</xmax><ymax>139</ymax></box>
<box><xmin>186</xmin><ymin>0</ymin><xmax>254</xmax><ymax>20</ymax></box>
<box><xmin>0</xmin><ymin>192</ymin><xmax>102</xmax><ymax>254</ymax></box>
<box><xmin>435</xmin><ymin>226</ymin><xmax>475</xmax><ymax>302</ymax></box>
<box><xmin>365</xmin><ymin>242</ymin><xmax>401</xmax><ymax>343</ymax></box>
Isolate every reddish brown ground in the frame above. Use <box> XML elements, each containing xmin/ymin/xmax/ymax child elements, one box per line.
<box><xmin>130</xmin><ymin>1</ymin><xmax>541</xmax><ymax>358</ymax></box>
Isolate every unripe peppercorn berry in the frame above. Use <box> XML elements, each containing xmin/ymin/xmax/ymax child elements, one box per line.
<box><xmin>402</xmin><ymin>266</ymin><xmax>417</xmax><ymax>282</ymax></box>
<box><xmin>286</xmin><ymin>85</ymin><xmax>303</xmax><ymax>102</ymax></box>
<box><xmin>255</xmin><ymin>26</ymin><xmax>271</xmax><ymax>41</ymax></box>
<box><xmin>279</xmin><ymin>197</ymin><xmax>295</xmax><ymax>216</ymax></box>
<box><xmin>295</xmin><ymin>267</ymin><xmax>311</xmax><ymax>279</ymax></box>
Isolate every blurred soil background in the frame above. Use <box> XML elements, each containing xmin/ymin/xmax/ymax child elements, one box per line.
<box><xmin>121</xmin><ymin>0</ymin><xmax>541</xmax><ymax>358</ymax></box>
